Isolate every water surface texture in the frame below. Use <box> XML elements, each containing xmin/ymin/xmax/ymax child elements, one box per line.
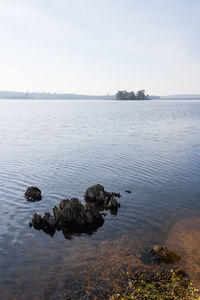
<box><xmin>0</xmin><ymin>100</ymin><xmax>200</xmax><ymax>299</ymax></box>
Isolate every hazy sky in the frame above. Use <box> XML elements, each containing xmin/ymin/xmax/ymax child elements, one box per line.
<box><xmin>0</xmin><ymin>0</ymin><xmax>200</xmax><ymax>95</ymax></box>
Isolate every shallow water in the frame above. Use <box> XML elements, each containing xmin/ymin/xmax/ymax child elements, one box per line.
<box><xmin>0</xmin><ymin>99</ymin><xmax>200</xmax><ymax>299</ymax></box>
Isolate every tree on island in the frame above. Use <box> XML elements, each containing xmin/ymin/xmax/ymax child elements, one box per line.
<box><xmin>136</xmin><ymin>89</ymin><xmax>146</xmax><ymax>99</ymax></box>
<box><xmin>116</xmin><ymin>89</ymin><xmax>148</xmax><ymax>100</ymax></box>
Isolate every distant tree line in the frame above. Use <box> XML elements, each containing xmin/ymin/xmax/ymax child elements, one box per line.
<box><xmin>0</xmin><ymin>91</ymin><xmax>115</xmax><ymax>100</ymax></box>
<box><xmin>116</xmin><ymin>90</ymin><xmax>149</xmax><ymax>100</ymax></box>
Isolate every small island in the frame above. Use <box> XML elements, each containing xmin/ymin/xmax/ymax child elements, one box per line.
<box><xmin>116</xmin><ymin>89</ymin><xmax>149</xmax><ymax>100</ymax></box>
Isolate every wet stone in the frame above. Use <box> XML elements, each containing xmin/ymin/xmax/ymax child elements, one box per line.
<box><xmin>30</xmin><ymin>198</ymin><xmax>104</xmax><ymax>237</ymax></box>
<box><xmin>84</xmin><ymin>184</ymin><xmax>120</xmax><ymax>210</ymax></box>
<box><xmin>150</xmin><ymin>245</ymin><xmax>181</xmax><ymax>264</ymax></box>
<box><xmin>25</xmin><ymin>186</ymin><xmax>42</xmax><ymax>202</ymax></box>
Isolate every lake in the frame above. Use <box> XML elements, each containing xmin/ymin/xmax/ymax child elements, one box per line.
<box><xmin>0</xmin><ymin>99</ymin><xmax>200</xmax><ymax>299</ymax></box>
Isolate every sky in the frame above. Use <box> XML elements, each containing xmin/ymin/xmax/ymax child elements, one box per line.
<box><xmin>0</xmin><ymin>0</ymin><xmax>200</xmax><ymax>96</ymax></box>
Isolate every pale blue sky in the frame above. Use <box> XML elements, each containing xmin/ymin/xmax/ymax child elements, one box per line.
<box><xmin>0</xmin><ymin>0</ymin><xmax>200</xmax><ymax>95</ymax></box>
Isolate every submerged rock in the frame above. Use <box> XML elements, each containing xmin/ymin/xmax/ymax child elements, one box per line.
<box><xmin>150</xmin><ymin>245</ymin><xmax>181</xmax><ymax>264</ymax></box>
<box><xmin>84</xmin><ymin>184</ymin><xmax>120</xmax><ymax>210</ymax></box>
<box><xmin>30</xmin><ymin>198</ymin><xmax>104</xmax><ymax>237</ymax></box>
<box><xmin>25</xmin><ymin>186</ymin><xmax>42</xmax><ymax>202</ymax></box>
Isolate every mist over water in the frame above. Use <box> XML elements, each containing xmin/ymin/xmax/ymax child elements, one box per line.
<box><xmin>0</xmin><ymin>99</ymin><xmax>200</xmax><ymax>299</ymax></box>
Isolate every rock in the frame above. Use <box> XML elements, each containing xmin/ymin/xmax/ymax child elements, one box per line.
<box><xmin>125</xmin><ymin>190</ymin><xmax>132</xmax><ymax>193</ymax></box>
<box><xmin>84</xmin><ymin>184</ymin><xmax>105</xmax><ymax>205</ymax></box>
<box><xmin>30</xmin><ymin>198</ymin><xmax>104</xmax><ymax>237</ymax></box>
<box><xmin>25</xmin><ymin>186</ymin><xmax>42</xmax><ymax>202</ymax></box>
<box><xmin>53</xmin><ymin>198</ymin><xmax>104</xmax><ymax>231</ymax></box>
<box><xmin>31</xmin><ymin>213</ymin><xmax>42</xmax><ymax>229</ymax></box>
<box><xmin>30</xmin><ymin>185</ymin><xmax>120</xmax><ymax>237</ymax></box>
<box><xmin>42</xmin><ymin>212</ymin><xmax>56</xmax><ymax>235</ymax></box>
<box><xmin>111</xmin><ymin>192</ymin><xmax>121</xmax><ymax>198</ymax></box>
<box><xmin>150</xmin><ymin>245</ymin><xmax>181</xmax><ymax>264</ymax></box>
<box><xmin>108</xmin><ymin>197</ymin><xmax>120</xmax><ymax>209</ymax></box>
<box><xmin>31</xmin><ymin>212</ymin><xmax>56</xmax><ymax>236</ymax></box>
<box><xmin>84</xmin><ymin>184</ymin><xmax>120</xmax><ymax>209</ymax></box>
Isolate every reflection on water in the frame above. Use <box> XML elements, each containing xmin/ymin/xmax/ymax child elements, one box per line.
<box><xmin>0</xmin><ymin>99</ymin><xmax>200</xmax><ymax>299</ymax></box>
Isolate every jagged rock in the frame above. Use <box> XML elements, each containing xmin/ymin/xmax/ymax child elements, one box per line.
<box><xmin>31</xmin><ymin>212</ymin><xmax>56</xmax><ymax>236</ymax></box>
<box><xmin>25</xmin><ymin>186</ymin><xmax>42</xmax><ymax>202</ymax></box>
<box><xmin>53</xmin><ymin>198</ymin><xmax>104</xmax><ymax>230</ymax></box>
<box><xmin>111</xmin><ymin>192</ymin><xmax>121</xmax><ymax>198</ymax></box>
<box><xmin>30</xmin><ymin>198</ymin><xmax>104</xmax><ymax>237</ymax></box>
<box><xmin>150</xmin><ymin>245</ymin><xmax>181</xmax><ymax>264</ymax></box>
<box><xmin>84</xmin><ymin>184</ymin><xmax>105</xmax><ymax>205</ymax></box>
<box><xmin>29</xmin><ymin>185</ymin><xmax>120</xmax><ymax>237</ymax></box>
<box><xmin>84</xmin><ymin>184</ymin><xmax>120</xmax><ymax>209</ymax></box>
<box><xmin>108</xmin><ymin>197</ymin><xmax>119</xmax><ymax>208</ymax></box>
<box><xmin>31</xmin><ymin>213</ymin><xmax>42</xmax><ymax>229</ymax></box>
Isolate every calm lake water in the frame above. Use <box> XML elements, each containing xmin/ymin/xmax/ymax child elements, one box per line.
<box><xmin>0</xmin><ymin>99</ymin><xmax>200</xmax><ymax>299</ymax></box>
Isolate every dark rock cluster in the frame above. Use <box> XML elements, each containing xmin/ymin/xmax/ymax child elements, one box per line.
<box><xmin>84</xmin><ymin>184</ymin><xmax>120</xmax><ymax>210</ymax></box>
<box><xmin>28</xmin><ymin>184</ymin><xmax>120</xmax><ymax>237</ymax></box>
<box><xmin>30</xmin><ymin>198</ymin><xmax>104</xmax><ymax>237</ymax></box>
<box><xmin>53</xmin><ymin>198</ymin><xmax>104</xmax><ymax>230</ymax></box>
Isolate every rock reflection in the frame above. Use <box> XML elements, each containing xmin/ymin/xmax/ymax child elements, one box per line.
<box><xmin>61</xmin><ymin>225</ymin><xmax>102</xmax><ymax>239</ymax></box>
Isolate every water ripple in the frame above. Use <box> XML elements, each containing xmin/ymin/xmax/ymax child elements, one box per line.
<box><xmin>0</xmin><ymin>99</ymin><xmax>200</xmax><ymax>298</ymax></box>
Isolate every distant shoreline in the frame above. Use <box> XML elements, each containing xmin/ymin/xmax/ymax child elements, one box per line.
<box><xmin>1</xmin><ymin>97</ymin><xmax>200</xmax><ymax>101</ymax></box>
<box><xmin>1</xmin><ymin>90</ymin><xmax>200</xmax><ymax>100</ymax></box>
<box><xmin>160</xmin><ymin>97</ymin><xmax>200</xmax><ymax>100</ymax></box>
